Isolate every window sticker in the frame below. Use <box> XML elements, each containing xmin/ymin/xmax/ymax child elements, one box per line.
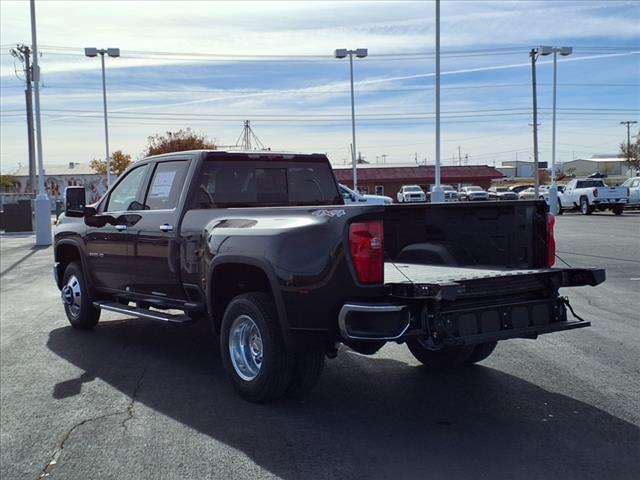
<box><xmin>150</xmin><ymin>170</ymin><xmax>177</xmax><ymax>198</ymax></box>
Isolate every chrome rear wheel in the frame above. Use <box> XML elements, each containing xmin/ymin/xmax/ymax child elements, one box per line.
<box><xmin>229</xmin><ymin>314</ymin><xmax>263</xmax><ymax>381</ymax></box>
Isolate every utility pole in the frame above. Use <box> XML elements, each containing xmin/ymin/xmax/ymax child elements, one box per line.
<box><xmin>458</xmin><ymin>146</ymin><xmax>462</xmax><ymax>166</ymax></box>
<box><xmin>10</xmin><ymin>45</ymin><xmax>36</xmax><ymax>194</ymax></box>
<box><xmin>530</xmin><ymin>48</ymin><xmax>540</xmax><ymax>197</ymax></box>
<box><xmin>620</xmin><ymin>120</ymin><xmax>638</xmax><ymax>169</ymax></box>
<box><xmin>30</xmin><ymin>0</ymin><xmax>52</xmax><ymax>246</ymax></box>
<box><xmin>431</xmin><ymin>0</ymin><xmax>444</xmax><ymax>203</ymax></box>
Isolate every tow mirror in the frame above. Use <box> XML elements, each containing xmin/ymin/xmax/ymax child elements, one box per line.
<box><xmin>65</xmin><ymin>186</ymin><xmax>87</xmax><ymax>217</ymax></box>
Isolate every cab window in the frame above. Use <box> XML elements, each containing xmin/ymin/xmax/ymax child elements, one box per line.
<box><xmin>144</xmin><ymin>161</ymin><xmax>189</xmax><ymax>210</ymax></box>
<box><xmin>106</xmin><ymin>165</ymin><xmax>149</xmax><ymax>212</ymax></box>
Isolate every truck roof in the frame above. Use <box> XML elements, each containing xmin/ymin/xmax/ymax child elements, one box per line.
<box><xmin>143</xmin><ymin>149</ymin><xmax>326</xmax><ymax>161</ymax></box>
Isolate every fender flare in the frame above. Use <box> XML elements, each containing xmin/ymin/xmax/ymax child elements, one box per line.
<box><xmin>206</xmin><ymin>255</ymin><xmax>291</xmax><ymax>345</ymax></box>
<box><xmin>54</xmin><ymin>239</ymin><xmax>91</xmax><ymax>289</ymax></box>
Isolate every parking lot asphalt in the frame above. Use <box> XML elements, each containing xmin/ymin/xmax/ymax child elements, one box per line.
<box><xmin>1</xmin><ymin>211</ymin><xmax>639</xmax><ymax>480</ymax></box>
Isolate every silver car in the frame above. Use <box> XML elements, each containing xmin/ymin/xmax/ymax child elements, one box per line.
<box><xmin>459</xmin><ymin>186</ymin><xmax>489</xmax><ymax>201</ymax></box>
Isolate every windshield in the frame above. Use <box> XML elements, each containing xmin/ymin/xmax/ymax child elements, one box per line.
<box><xmin>404</xmin><ymin>186</ymin><xmax>422</xmax><ymax>192</ymax></box>
<box><xmin>193</xmin><ymin>159</ymin><xmax>341</xmax><ymax>207</ymax></box>
<box><xmin>495</xmin><ymin>187</ymin><xmax>509</xmax><ymax>192</ymax></box>
<box><xmin>467</xmin><ymin>186</ymin><xmax>482</xmax><ymax>191</ymax></box>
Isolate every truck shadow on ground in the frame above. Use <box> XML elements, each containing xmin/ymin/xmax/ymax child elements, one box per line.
<box><xmin>47</xmin><ymin>319</ymin><xmax>639</xmax><ymax>480</ymax></box>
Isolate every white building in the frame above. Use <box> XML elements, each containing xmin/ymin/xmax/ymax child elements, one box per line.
<box><xmin>4</xmin><ymin>162</ymin><xmax>107</xmax><ymax>208</ymax></box>
<box><xmin>560</xmin><ymin>155</ymin><xmax>634</xmax><ymax>179</ymax></box>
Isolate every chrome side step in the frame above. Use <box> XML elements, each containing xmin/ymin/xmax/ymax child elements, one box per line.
<box><xmin>93</xmin><ymin>301</ymin><xmax>194</xmax><ymax>325</ymax></box>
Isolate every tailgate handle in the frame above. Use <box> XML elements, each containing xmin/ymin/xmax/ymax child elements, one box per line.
<box><xmin>160</xmin><ymin>224</ymin><xmax>174</xmax><ymax>232</ymax></box>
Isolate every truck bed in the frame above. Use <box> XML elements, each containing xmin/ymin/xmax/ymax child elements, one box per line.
<box><xmin>385</xmin><ymin>262</ymin><xmax>549</xmax><ymax>285</ymax></box>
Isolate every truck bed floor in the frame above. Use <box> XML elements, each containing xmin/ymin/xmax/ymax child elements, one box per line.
<box><xmin>384</xmin><ymin>262</ymin><xmax>551</xmax><ymax>285</ymax></box>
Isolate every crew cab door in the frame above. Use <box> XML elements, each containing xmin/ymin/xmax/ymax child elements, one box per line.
<box><xmin>564</xmin><ymin>180</ymin><xmax>577</xmax><ymax>204</ymax></box>
<box><xmin>127</xmin><ymin>158</ymin><xmax>191</xmax><ymax>300</ymax></box>
<box><xmin>85</xmin><ymin>163</ymin><xmax>150</xmax><ymax>291</ymax></box>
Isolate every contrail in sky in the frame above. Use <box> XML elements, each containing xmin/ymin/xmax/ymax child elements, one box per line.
<box><xmin>47</xmin><ymin>51</ymin><xmax>639</xmax><ymax>122</ymax></box>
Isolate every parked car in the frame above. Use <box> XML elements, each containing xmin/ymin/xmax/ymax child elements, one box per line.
<box><xmin>54</xmin><ymin>150</ymin><xmax>605</xmax><ymax>403</ymax></box>
<box><xmin>397</xmin><ymin>185</ymin><xmax>426</xmax><ymax>203</ymax></box>
<box><xmin>518</xmin><ymin>187</ymin><xmax>546</xmax><ymax>201</ymax></box>
<box><xmin>339</xmin><ymin>184</ymin><xmax>393</xmax><ymax>205</ymax></box>
<box><xmin>458</xmin><ymin>186</ymin><xmax>489</xmax><ymax>201</ymax></box>
<box><xmin>488</xmin><ymin>186</ymin><xmax>518</xmax><ymax>201</ymax></box>
<box><xmin>425</xmin><ymin>185</ymin><xmax>459</xmax><ymax>202</ymax></box>
<box><xmin>509</xmin><ymin>184</ymin><xmax>534</xmax><ymax>194</ymax></box>
<box><xmin>441</xmin><ymin>185</ymin><xmax>459</xmax><ymax>202</ymax></box>
<box><xmin>561</xmin><ymin>178</ymin><xmax>628</xmax><ymax>215</ymax></box>
<box><xmin>620</xmin><ymin>177</ymin><xmax>640</xmax><ymax>208</ymax></box>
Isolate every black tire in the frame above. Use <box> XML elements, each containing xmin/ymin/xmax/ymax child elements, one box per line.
<box><xmin>464</xmin><ymin>342</ymin><xmax>498</xmax><ymax>364</ymax></box>
<box><xmin>557</xmin><ymin>199</ymin><xmax>563</xmax><ymax>215</ymax></box>
<box><xmin>580</xmin><ymin>197</ymin><xmax>592</xmax><ymax>215</ymax></box>
<box><xmin>220</xmin><ymin>292</ymin><xmax>293</xmax><ymax>403</ymax></box>
<box><xmin>286</xmin><ymin>349</ymin><xmax>325</xmax><ymax>398</ymax></box>
<box><xmin>406</xmin><ymin>338</ymin><xmax>474</xmax><ymax>369</ymax></box>
<box><xmin>61</xmin><ymin>261</ymin><xmax>100</xmax><ymax>330</ymax></box>
<box><xmin>613</xmin><ymin>205</ymin><xmax>624</xmax><ymax>216</ymax></box>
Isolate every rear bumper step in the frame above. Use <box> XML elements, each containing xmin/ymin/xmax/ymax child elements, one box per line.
<box><xmin>338</xmin><ymin>297</ymin><xmax>589</xmax><ymax>345</ymax></box>
<box><xmin>93</xmin><ymin>301</ymin><xmax>194</xmax><ymax>325</ymax></box>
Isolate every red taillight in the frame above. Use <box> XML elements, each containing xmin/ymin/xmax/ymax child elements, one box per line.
<box><xmin>546</xmin><ymin>212</ymin><xmax>556</xmax><ymax>268</ymax></box>
<box><xmin>593</xmin><ymin>188</ymin><xmax>598</xmax><ymax>197</ymax></box>
<box><xmin>349</xmin><ymin>221</ymin><xmax>384</xmax><ymax>284</ymax></box>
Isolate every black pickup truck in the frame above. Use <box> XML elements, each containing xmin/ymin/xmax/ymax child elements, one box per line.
<box><xmin>54</xmin><ymin>150</ymin><xmax>604</xmax><ymax>402</ymax></box>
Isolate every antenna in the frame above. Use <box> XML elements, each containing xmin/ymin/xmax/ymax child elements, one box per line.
<box><xmin>234</xmin><ymin>120</ymin><xmax>266</xmax><ymax>150</ymax></box>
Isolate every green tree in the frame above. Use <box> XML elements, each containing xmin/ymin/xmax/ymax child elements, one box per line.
<box><xmin>619</xmin><ymin>129</ymin><xmax>640</xmax><ymax>173</ymax></box>
<box><xmin>90</xmin><ymin>150</ymin><xmax>133</xmax><ymax>176</ymax></box>
<box><xmin>144</xmin><ymin>128</ymin><xmax>216</xmax><ymax>157</ymax></box>
<box><xmin>0</xmin><ymin>174</ymin><xmax>17</xmax><ymax>191</ymax></box>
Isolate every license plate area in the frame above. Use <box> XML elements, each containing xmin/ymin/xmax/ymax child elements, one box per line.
<box><xmin>424</xmin><ymin>297</ymin><xmax>588</xmax><ymax>346</ymax></box>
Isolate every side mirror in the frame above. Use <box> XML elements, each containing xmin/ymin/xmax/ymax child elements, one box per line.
<box><xmin>65</xmin><ymin>186</ymin><xmax>87</xmax><ymax>217</ymax></box>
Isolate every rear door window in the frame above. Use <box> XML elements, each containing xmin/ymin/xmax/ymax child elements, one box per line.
<box><xmin>144</xmin><ymin>160</ymin><xmax>189</xmax><ymax>210</ymax></box>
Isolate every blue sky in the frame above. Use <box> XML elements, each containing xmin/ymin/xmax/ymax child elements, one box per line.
<box><xmin>1</xmin><ymin>0</ymin><xmax>639</xmax><ymax>171</ymax></box>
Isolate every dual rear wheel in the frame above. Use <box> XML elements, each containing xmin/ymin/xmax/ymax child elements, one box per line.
<box><xmin>220</xmin><ymin>292</ymin><xmax>325</xmax><ymax>403</ymax></box>
<box><xmin>406</xmin><ymin>337</ymin><xmax>497</xmax><ymax>369</ymax></box>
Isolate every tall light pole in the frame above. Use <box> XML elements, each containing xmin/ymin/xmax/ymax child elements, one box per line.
<box><xmin>529</xmin><ymin>47</ymin><xmax>542</xmax><ymax>198</ymax></box>
<box><xmin>540</xmin><ymin>46</ymin><xmax>572</xmax><ymax>214</ymax></box>
<box><xmin>431</xmin><ymin>0</ymin><xmax>445</xmax><ymax>203</ymax></box>
<box><xmin>30</xmin><ymin>0</ymin><xmax>51</xmax><ymax>246</ymax></box>
<box><xmin>85</xmin><ymin>47</ymin><xmax>119</xmax><ymax>188</ymax></box>
<box><xmin>620</xmin><ymin>120</ymin><xmax>638</xmax><ymax>173</ymax></box>
<box><xmin>335</xmin><ymin>48</ymin><xmax>367</xmax><ymax>192</ymax></box>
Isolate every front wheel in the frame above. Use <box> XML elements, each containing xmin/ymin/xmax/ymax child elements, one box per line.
<box><xmin>220</xmin><ymin>292</ymin><xmax>293</xmax><ymax>402</ymax></box>
<box><xmin>406</xmin><ymin>338</ymin><xmax>474</xmax><ymax>369</ymax></box>
<box><xmin>557</xmin><ymin>199</ymin><xmax>563</xmax><ymax>215</ymax></box>
<box><xmin>61</xmin><ymin>261</ymin><xmax>100</xmax><ymax>329</ymax></box>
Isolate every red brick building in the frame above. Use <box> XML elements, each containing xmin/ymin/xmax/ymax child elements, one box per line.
<box><xmin>333</xmin><ymin>164</ymin><xmax>504</xmax><ymax>196</ymax></box>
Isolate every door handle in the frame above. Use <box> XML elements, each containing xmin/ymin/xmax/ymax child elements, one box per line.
<box><xmin>115</xmin><ymin>224</ymin><xmax>127</xmax><ymax>231</ymax></box>
<box><xmin>160</xmin><ymin>224</ymin><xmax>174</xmax><ymax>232</ymax></box>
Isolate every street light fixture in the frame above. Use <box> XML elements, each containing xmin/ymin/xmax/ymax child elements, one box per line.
<box><xmin>85</xmin><ymin>47</ymin><xmax>120</xmax><ymax>188</ymax></box>
<box><xmin>334</xmin><ymin>48</ymin><xmax>368</xmax><ymax>192</ymax></box>
<box><xmin>539</xmin><ymin>46</ymin><xmax>572</xmax><ymax>214</ymax></box>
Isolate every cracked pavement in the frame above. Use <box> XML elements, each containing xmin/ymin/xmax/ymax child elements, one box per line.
<box><xmin>1</xmin><ymin>213</ymin><xmax>639</xmax><ymax>479</ymax></box>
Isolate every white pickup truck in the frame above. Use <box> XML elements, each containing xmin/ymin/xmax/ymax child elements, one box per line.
<box><xmin>561</xmin><ymin>178</ymin><xmax>628</xmax><ymax>215</ymax></box>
